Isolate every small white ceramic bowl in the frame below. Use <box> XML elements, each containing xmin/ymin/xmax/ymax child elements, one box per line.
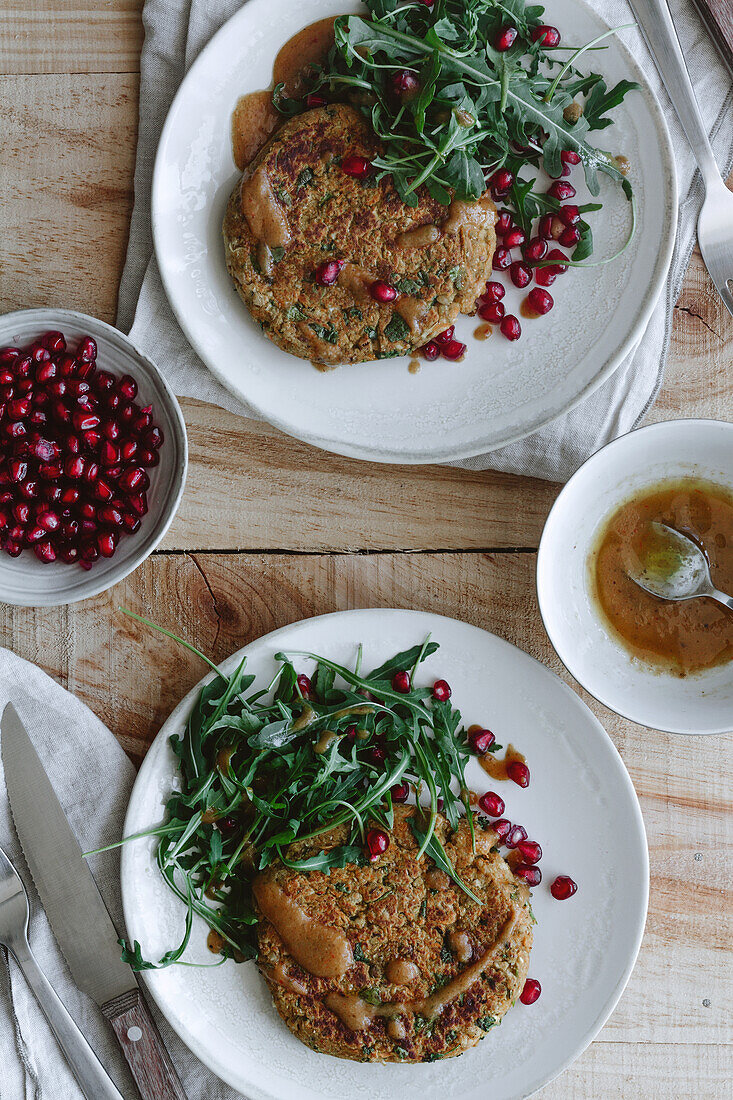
<box><xmin>537</xmin><ymin>419</ymin><xmax>733</xmax><ymax>735</ymax></box>
<box><xmin>0</xmin><ymin>309</ymin><xmax>187</xmax><ymax>606</ymax></box>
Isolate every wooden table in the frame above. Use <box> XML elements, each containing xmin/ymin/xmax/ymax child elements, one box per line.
<box><xmin>1</xmin><ymin>3</ymin><xmax>732</xmax><ymax>1096</ymax></box>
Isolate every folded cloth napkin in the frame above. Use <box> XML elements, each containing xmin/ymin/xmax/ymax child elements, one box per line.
<box><xmin>0</xmin><ymin>650</ymin><xmax>244</xmax><ymax>1099</ymax></box>
<box><xmin>117</xmin><ymin>0</ymin><xmax>733</xmax><ymax>481</ymax></box>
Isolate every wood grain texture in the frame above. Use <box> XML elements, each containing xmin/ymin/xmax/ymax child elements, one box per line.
<box><xmin>2</xmin><ymin>551</ymin><xmax>731</xmax><ymax>1055</ymax></box>
<box><xmin>101</xmin><ymin>988</ymin><xmax>187</xmax><ymax>1100</ymax></box>
<box><xmin>0</xmin><ymin>2</ymin><xmax>143</xmax><ymax>76</ymax></box>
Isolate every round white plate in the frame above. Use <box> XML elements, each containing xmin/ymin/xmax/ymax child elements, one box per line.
<box><xmin>152</xmin><ymin>0</ymin><xmax>676</xmax><ymax>464</ymax></box>
<box><xmin>537</xmin><ymin>418</ymin><xmax>733</xmax><ymax>735</ymax></box>
<box><xmin>121</xmin><ymin>609</ymin><xmax>648</xmax><ymax>1100</ymax></box>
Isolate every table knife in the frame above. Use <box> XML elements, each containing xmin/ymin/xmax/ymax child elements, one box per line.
<box><xmin>1</xmin><ymin>702</ymin><xmax>187</xmax><ymax>1100</ymax></box>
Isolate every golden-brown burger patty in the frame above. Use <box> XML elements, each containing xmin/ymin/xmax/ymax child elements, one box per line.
<box><xmin>254</xmin><ymin>806</ymin><xmax>532</xmax><ymax>1062</ymax></box>
<box><xmin>223</xmin><ymin>104</ymin><xmax>497</xmax><ymax>365</ymax></box>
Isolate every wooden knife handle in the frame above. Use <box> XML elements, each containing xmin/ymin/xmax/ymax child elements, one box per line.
<box><xmin>101</xmin><ymin>988</ymin><xmax>187</xmax><ymax>1100</ymax></box>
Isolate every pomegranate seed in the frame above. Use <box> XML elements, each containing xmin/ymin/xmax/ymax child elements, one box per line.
<box><xmin>506</xmin><ymin>824</ymin><xmax>528</xmax><ymax>849</ymax></box>
<box><xmin>500</xmin><ymin>315</ymin><xmax>521</xmax><ymax>341</ymax></box>
<box><xmin>145</xmin><ymin>426</ymin><xmax>163</xmax><ymax>449</ymax></box>
<box><xmin>55</xmin><ymin>353</ymin><xmax>76</xmax><ymax>377</ymax></box>
<box><xmin>118</xmin><ymin>466</ymin><xmax>147</xmax><ymax>493</ymax></box>
<box><xmin>367</xmin><ymin>745</ymin><xmax>386</xmax><ymax>764</ymax></box>
<box><xmin>9</xmin><ymin>459</ymin><xmax>27</xmax><ymax>482</ymax></box>
<box><xmin>484</xmin><ymin>281</ymin><xmax>505</xmax><ymax>301</ymax></box>
<box><xmin>510</xmin><ymin>261</ymin><xmax>532</xmax><ymax>289</ymax></box>
<box><xmin>432</xmin><ymin>679</ymin><xmax>451</xmax><ymax>702</ymax></box>
<box><xmin>441</xmin><ymin>338</ymin><xmax>466</xmax><ymax>361</ymax></box>
<box><xmin>478</xmin><ymin>791</ymin><xmax>505</xmax><ymax>816</ymax></box>
<box><xmin>62</xmin><ymin>519</ymin><xmax>79</xmax><ymax>540</ymax></box>
<box><xmin>490</xmin><ymin>168</ymin><xmax>514</xmax><ymax>197</ymax></box>
<box><xmin>29</xmin><ymin>343</ymin><xmax>51</xmax><ymax>364</ymax></box>
<box><xmin>83</xmin><ymin>460</ymin><xmax>100</xmax><ymax>483</ymax></box>
<box><xmin>535</xmin><ymin>265</ymin><xmax>557</xmax><ymax>287</ymax></box>
<box><xmin>478</xmin><ymin>301</ymin><xmax>505</xmax><ymax>323</ymax></box>
<box><xmin>561</xmin><ymin>149</ymin><xmax>581</xmax><ymax>167</ymax></box>
<box><xmin>72</xmin><ymin>411</ymin><xmax>100</xmax><ymax>432</ymax></box>
<box><xmin>532</xmin><ymin>24</ymin><xmax>560</xmax><ymax>46</ymax></box>
<box><xmin>118</xmin><ymin>374</ymin><xmax>137</xmax><ymax>400</ymax></box>
<box><xmin>520</xmin><ymin>978</ymin><xmax>541</xmax><ymax>1005</ymax></box>
<box><xmin>366</xmin><ymin>827</ymin><xmax>389</xmax><ymax>861</ymax></box>
<box><xmin>34</xmin><ymin>539</ymin><xmax>56</xmax><ymax>564</ymax></box>
<box><xmin>391</xmin><ymin>70</ymin><xmax>420</xmax><ymax>98</ymax></box>
<box><xmin>492</xmin><ymin>818</ymin><xmax>512</xmax><ymax>841</ymax></box>
<box><xmin>59</xmin><ymin>545</ymin><xmax>79</xmax><ymax>564</ymax></box>
<box><xmin>121</xmin><ymin>441</ymin><xmax>137</xmax><ymax>464</ymax></box>
<box><xmin>548</xmin><ymin>180</ymin><xmax>576</xmax><ymax>201</ymax></box>
<box><xmin>100</xmin><ymin>440</ymin><xmax>119</xmax><ymax>466</ymax></box>
<box><xmin>35</xmin><ymin>360</ymin><xmax>57</xmax><ymax>384</ymax></box>
<box><xmin>60</xmin><ymin>487</ymin><xmax>79</xmax><ymax>505</ymax></box>
<box><xmin>25</xmin><ymin>525</ymin><xmax>45</xmax><ymax>544</ymax></box>
<box><xmin>514</xmin><ymin>863</ymin><xmax>542</xmax><ymax>886</ymax></box>
<box><xmin>392</xmin><ymin>670</ymin><xmax>411</xmax><ymax>693</ymax></box>
<box><xmin>0</xmin><ymin>370</ymin><xmax>13</xmax><ymax>387</ymax></box>
<box><xmin>517</xmin><ymin>839</ymin><xmax>542</xmax><ymax>864</ymax></box>
<box><xmin>94</xmin><ymin>479</ymin><xmax>114</xmax><ymax>502</ymax></box>
<box><xmin>507</xmin><ymin>759</ymin><xmax>530</xmax><ymax>787</ymax></box>
<box><xmin>18</xmin><ymin>479</ymin><xmax>37</xmax><ymax>499</ymax></box>
<box><xmin>559</xmin><ymin>225</ymin><xmax>581</xmax><ymax>248</ymax></box>
<box><xmin>64</xmin><ymin>456</ymin><xmax>85</xmax><ymax>479</ymax></box>
<box><xmin>524</xmin><ymin>236</ymin><xmax>548</xmax><ymax>262</ymax></box>
<box><xmin>468</xmin><ymin>728</ymin><xmax>495</xmax><ymax>754</ymax></box>
<box><xmin>504</xmin><ymin>227</ymin><xmax>525</xmax><ymax>249</ymax></box>
<box><xmin>296</xmin><ymin>673</ymin><xmax>312</xmax><ymax>698</ymax></box>
<box><xmin>495</xmin><ymin>211</ymin><xmax>513</xmax><ymax>236</ymax></box>
<box><xmin>93</xmin><ymin>370</ymin><xmax>115</xmax><ymax>393</ymax></box>
<box><xmin>4</xmin><ymin>421</ymin><xmax>26</xmax><ymax>440</ymax></box>
<box><xmin>314</xmin><ymin>260</ymin><xmax>343</xmax><ymax>286</ymax></box>
<box><xmin>80</xmin><ymin>540</ymin><xmax>98</xmax><ymax>562</ymax></box>
<box><xmin>435</xmin><ymin>326</ymin><xmax>455</xmax><ymax>346</ymax></box>
<box><xmin>551</xmin><ymin>874</ymin><xmax>578</xmax><ymax>900</ymax></box>
<box><xmin>12</xmin><ymin>502</ymin><xmax>29</xmax><ymax>524</ymax></box>
<box><xmin>98</xmin><ymin>531</ymin><xmax>118</xmax><ymax>557</ymax></box>
<box><xmin>0</xmin><ymin>348</ymin><xmax>20</xmax><ymax>365</ymax></box>
<box><xmin>527</xmin><ymin>288</ymin><xmax>554</xmax><ymax>315</ymax></box>
<box><xmin>5</xmin><ymin>541</ymin><xmax>21</xmax><ymax>557</ymax></box>
<box><xmin>102</xmin><ymin>419</ymin><xmax>121</xmax><ymax>441</ymax></box>
<box><xmin>340</xmin><ymin>153</ymin><xmax>372</xmax><ymax>179</ymax></box>
<box><xmin>420</xmin><ymin>341</ymin><xmax>440</xmax><ymax>361</ymax></box>
<box><xmin>79</xmin><ymin>501</ymin><xmax>96</xmax><ymax>520</ymax></box>
<box><xmin>492</xmin><ymin>247</ymin><xmax>512</xmax><ymax>271</ymax></box>
<box><xmin>7</xmin><ymin>524</ymin><xmax>25</xmax><ymax>543</ymax></box>
<box><xmin>121</xmin><ymin>511</ymin><xmax>140</xmax><ymax>533</ymax></box>
<box><xmin>128</xmin><ymin>492</ymin><xmax>148</xmax><ymax>516</ymax></box>
<box><xmin>391</xmin><ymin>781</ymin><xmax>410</xmax><ymax>803</ymax></box>
<box><xmin>76</xmin><ymin>337</ymin><xmax>97</xmax><ymax>361</ymax></box>
<box><xmin>495</xmin><ymin>26</ymin><xmax>518</xmax><ymax>51</ymax></box>
<box><xmin>38</xmin><ymin>462</ymin><xmax>62</xmax><ymax>481</ymax></box>
<box><xmin>370</xmin><ymin>280</ymin><xmax>398</xmax><ymax>303</ymax></box>
<box><xmin>36</xmin><ymin>510</ymin><xmax>60</xmax><ymax>533</ymax></box>
<box><xmin>546</xmin><ymin>248</ymin><xmax>569</xmax><ymax>273</ymax></box>
<box><xmin>138</xmin><ymin>447</ymin><xmax>159</xmax><ymax>467</ymax></box>
<box><xmin>13</xmin><ymin>356</ymin><xmax>32</xmax><ymax>378</ymax></box>
<box><xmin>306</xmin><ymin>92</ymin><xmax>327</xmax><ymax>107</ymax></box>
<box><xmin>537</xmin><ymin>214</ymin><xmax>554</xmax><ymax>240</ymax></box>
<box><xmin>558</xmin><ymin>204</ymin><xmax>580</xmax><ymax>226</ymax></box>
<box><xmin>7</xmin><ymin>397</ymin><xmax>31</xmax><ymax>419</ymax></box>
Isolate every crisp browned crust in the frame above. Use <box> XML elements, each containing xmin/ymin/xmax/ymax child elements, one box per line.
<box><xmin>222</xmin><ymin>104</ymin><xmax>497</xmax><ymax>364</ymax></box>
<box><xmin>255</xmin><ymin>806</ymin><xmax>533</xmax><ymax>1062</ymax></box>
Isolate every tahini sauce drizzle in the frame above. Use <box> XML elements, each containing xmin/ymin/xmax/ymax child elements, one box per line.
<box><xmin>240</xmin><ymin>165</ymin><xmax>291</xmax><ymax>251</ymax></box>
<box><xmin>253</xmin><ymin>878</ymin><xmax>353</xmax><ymax>978</ymax></box>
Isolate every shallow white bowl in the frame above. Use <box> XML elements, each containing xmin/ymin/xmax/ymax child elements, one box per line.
<box><xmin>0</xmin><ymin>309</ymin><xmax>188</xmax><ymax>606</ymax></box>
<box><xmin>537</xmin><ymin>419</ymin><xmax>733</xmax><ymax>735</ymax></box>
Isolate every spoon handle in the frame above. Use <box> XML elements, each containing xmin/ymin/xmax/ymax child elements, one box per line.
<box><xmin>709</xmin><ymin>588</ymin><xmax>733</xmax><ymax>611</ymax></box>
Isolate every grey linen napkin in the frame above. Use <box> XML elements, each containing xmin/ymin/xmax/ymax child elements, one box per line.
<box><xmin>117</xmin><ymin>1</ymin><xmax>733</xmax><ymax>480</ymax></box>
<box><xmin>0</xmin><ymin>650</ymin><xmax>243</xmax><ymax>1099</ymax></box>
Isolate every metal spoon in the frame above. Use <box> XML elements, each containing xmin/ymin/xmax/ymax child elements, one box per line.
<box><xmin>626</xmin><ymin>522</ymin><xmax>733</xmax><ymax>609</ymax></box>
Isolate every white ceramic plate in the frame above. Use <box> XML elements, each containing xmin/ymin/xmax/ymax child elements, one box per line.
<box><xmin>0</xmin><ymin>309</ymin><xmax>187</xmax><ymax>606</ymax></box>
<box><xmin>537</xmin><ymin>418</ymin><xmax>733</xmax><ymax>735</ymax></box>
<box><xmin>152</xmin><ymin>0</ymin><xmax>676</xmax><ymax>464</ymax></box>
<box><xmin>121</xmin><ymin>609</ymin><xmax>648</xmax><ymax>1099</ymax></box>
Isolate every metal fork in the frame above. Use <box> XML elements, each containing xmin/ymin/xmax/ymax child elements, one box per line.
<box><xmin>629</xmin><ymin>0</ymin><xmax>733</xmax><ymax>317</ymax></box>
<box><xmin>0</xmin><ymin>845</ymin><xmax>124</xmax><ymax>1100</ymax></box>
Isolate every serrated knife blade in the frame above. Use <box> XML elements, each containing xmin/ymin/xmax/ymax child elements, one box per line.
<box><xmin>1</xmin><ymin>702</ymin><xmax>134</xmax><ymax>1005</ymax></box>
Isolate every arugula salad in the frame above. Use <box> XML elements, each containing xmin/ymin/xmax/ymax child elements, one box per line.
<box><xmin>112</xmin><ymin>613</ymin><xmax>498</xmax><ymax>970</ymax></box>
<box><xmin>275</xmin><ymin>0</ymin><xmax>638</xmax><ymax>262</ymax></box>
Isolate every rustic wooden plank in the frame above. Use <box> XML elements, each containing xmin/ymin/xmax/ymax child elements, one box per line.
<box><xmin>539</xmin><ymin>1042</ymin><xmax>730</xmax><ymax>1099</ymax></box>
<box><xmin>2</xmin><ymin>550</ymin><xmax>730</xmax><ymax>1047</ymax></box>
<box><xmin>0</xmin><ymin>74</ymin><xmax>137</xmax><ymax>322</ymax></box>
<box><xmin>0</xmin><ymin>2</ymin><xmax>143</xmax><ymax>76</ymax></box>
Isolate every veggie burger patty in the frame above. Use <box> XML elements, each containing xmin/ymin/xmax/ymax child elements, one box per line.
<box><xmin>223</xmin><ymin>104</ymin><xmax>497</xmax><ymax>365</ymax></box>
<box><xmin>254</xmin><ymin>805</ymin><xmax>533</xmax><ymax>1062</ymax></box>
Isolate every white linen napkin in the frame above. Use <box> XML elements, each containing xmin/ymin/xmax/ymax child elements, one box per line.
<box><xmin>0</xmin><ymin>649</ymin><xmax>244</xmax><ymax>1099</ymax></box>
<box><xmin>117</xmin><ymin>0</ymin><xmax>733</xmax><ymax>482</ymax></box>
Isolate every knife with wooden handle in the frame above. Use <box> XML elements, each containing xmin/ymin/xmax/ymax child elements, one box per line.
<box><xmin>1</xmin><ymin>702</ymin><xmax>187</xmax><ymax>1100</ymax></box>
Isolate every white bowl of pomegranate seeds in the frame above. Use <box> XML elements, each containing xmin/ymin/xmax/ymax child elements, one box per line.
<box><xmin>0</xmin><ymin>309</ymin><xmax>187</xmax><ymax>605</ymax></box>
<box><xmin>538</xmin><ymin>419</ymin><xmax>733</xmax><ymax>735</ymax></box>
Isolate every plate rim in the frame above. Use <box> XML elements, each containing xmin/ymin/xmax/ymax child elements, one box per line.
<box><xmin>536</xmin><ymin>417</ymin><xmax>733</xmax><ymax>736</ymax></box>
<box><xmin>151</xmin><ymin>0</ymin><xmax>678</xmax><ymax>465</ymax></box>
<box><xmin>121</xmin><ymin>607</ymin><xmax>649</xmax><ymax>1099</ymax></box>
